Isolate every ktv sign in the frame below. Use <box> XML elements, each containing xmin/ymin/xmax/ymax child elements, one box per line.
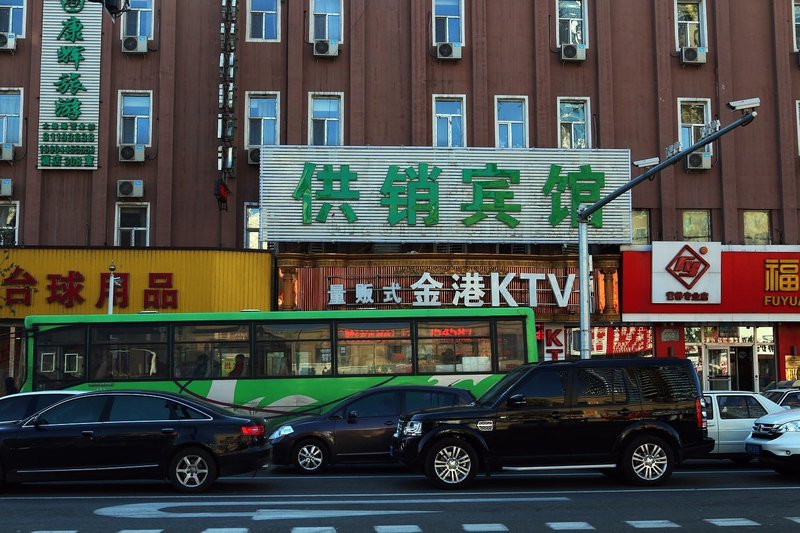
<box><xmin>652</xmin><ymin>242</ymin><xmax>721</xmax><ymax>304</ymax></box>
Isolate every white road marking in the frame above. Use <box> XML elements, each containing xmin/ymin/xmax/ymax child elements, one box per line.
<box><xmin>118</xmin><ymin>530</ymin><xmax>165</xmax><ymax>533</ymax></box>
<box><xmin>704</xmin><ymin>518</ymin><xmax>761</xmax><ymax>527</ymax></box>
<box><xmin>626</xmin><ymin>520</ymin><xmax>681</xmax><ymax>528</ymax></box>
<box><xmin>374</xmin><ymin>526</ymin><xmax>422</xmax><ymax>533</ymax></box>
<box><xmin>253</xmin><ymin>510</ymin><xmax>430</xmax><ymax>521</ymax></box>
<box><xmin>291</xmin><ymin>529</ymin><xmax>337</xmax><ymax>533</ymax></box>
<box><xmin>787</xmin><ymin>517</ymin><xmax>800</xmax><ymax>524</ymax></box>
<box><xmin>202</xmin><ymin>529</ymin><xmax>249</xmax><ymax>533</ymax></box>
<box><xmin>546</xmin><ymin>523</ymin><xmax>595</xmax><ymax>530</ymax></box>
<box><xmin>463</xmin><ymin>524</ymin><xmax>509</xmax><ymax>531</ymax></box>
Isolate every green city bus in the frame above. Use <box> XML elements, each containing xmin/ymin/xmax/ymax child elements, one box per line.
<box><xmin>21</xmin><ymin>307</ymin><xmax>537</xmax><ymax>426</ymax></box>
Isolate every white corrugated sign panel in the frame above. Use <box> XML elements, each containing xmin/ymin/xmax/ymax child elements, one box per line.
<box><xmin>259</xmin><ymin>146</ymin><xmax>631</xmax><ymax>244</ymax></box>
<box><xmin>38</xmin><ymin>0</ymin><xmax>102</xmax><ymax>170</ymax></box>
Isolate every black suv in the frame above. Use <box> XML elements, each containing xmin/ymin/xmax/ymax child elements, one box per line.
<box><xmin>393</xmin><ymin>358</ymin><xmax>713</xmax><ymax>488</ymax></box>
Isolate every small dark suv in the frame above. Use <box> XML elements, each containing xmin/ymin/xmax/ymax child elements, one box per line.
<box><xmin>393</xmin><ymin>358</ymin><xmax>712</xmax><ymax>488</ymax></box>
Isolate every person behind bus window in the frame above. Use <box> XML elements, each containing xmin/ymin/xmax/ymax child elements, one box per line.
<box><xmin>192</xmin><ymin>353</ymin><xmax>210</xmax><ymax>378</ymax></box>
<box><xmin>228</xmin><ymin>353</ymin><xmax>247</xmax><ymax>378</ymax></box>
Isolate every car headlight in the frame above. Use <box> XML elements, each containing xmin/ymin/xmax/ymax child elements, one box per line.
<box><xmin>777</xmin><ymin>421</ymin><xmax>800</xmax><ymax>432</ymax></box>
<box><xmin>269</xmin><ymin>425</ymin><xmax>294</xmax><ymax>440</ymax></box>
<box><xmin>403</xmin><ymin>421</ymin><xmax>423</xmax><ymax>437</ymax></box>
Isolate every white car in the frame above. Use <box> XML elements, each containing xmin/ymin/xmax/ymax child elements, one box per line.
<box><xmin>702</xmin><ymin>391</ymin><xmax>785</xmax><ymax>463</ymax></box>
<box><xmin>745</xmin><ymin>409</ymin><xmax>800</xmax><ymax>475</ymax></box>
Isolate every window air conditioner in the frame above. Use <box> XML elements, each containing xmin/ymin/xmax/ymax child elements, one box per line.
<box><xmin>248</xmin><ymin>148</ymin><xmax>261</xmax><ymax>165</ymax></box>
<box><xmin>680</xmin><ymin>47</ymin><xmax>706</xmax><ymax>65</ymax></box>
<box><xmin>561</xmin><ymin>43</ymin><xmax>586</xmax><ymax>61</ymax></box>
<box><xmin>122</xmin><ymin>35</ymin><xmax>148</xmax><ymax>54</ymax></box>
<box><xmin>119</xmin><ymin>144</ymin><xmax>145</xmax><ymax>162</ymax></box>
<box><xmin>0</xmin><ymin>143</ymin><xmax>12</xmax><ymax>161</ymax></box>
<box><xmin>313</xmin><ymin>39</ymin><xmax>339</xmax><ymax>57</ymax></box>
<box><xmin>0</xmin><ymin>179</ymin><xmax>13</xmax><ymax>197</ymax></box>
<box><xmin>686</xmin><ymin>150</ymin><xmax>712</xmax><ymax>170</ymax></box>
<box><xmin>435</xmin><ymin>42</ymin><xmax>461</xmax><ymax>60</ymax></box>
<box><xmin>117</xmin><ymin>179</ymin><xmax>144</xmax><ymax>198</ymax></box>
<box><xmin>0</xmin><ymin>32</ymin><xmax>16</xmax><ymax>51</ymax></box>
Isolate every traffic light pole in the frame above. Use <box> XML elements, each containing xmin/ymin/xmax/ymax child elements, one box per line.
<box><xmin>576</xmin><ymin>108</ymin><xmax>758</xmax><ymax>359</ymax></box>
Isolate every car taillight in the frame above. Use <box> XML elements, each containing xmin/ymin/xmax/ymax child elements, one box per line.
<box><xmin>695</xmin><ymin>398</ymin><xmax>706</xmax><ymax>429</ymax></box>
<box><xmin>242</xmin><ymin>424</ymin><xmax>265</xmax><ymax>436</ymax></box>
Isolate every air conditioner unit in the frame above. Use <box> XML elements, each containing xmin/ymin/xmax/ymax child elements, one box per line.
<box><xmin>122</xmin><ymin>35</ymin><xmax>147</xmax><ymax>54</ymax></box>
<box><xmin>561</xmin><ymin>43</ymin><xmax>586</xmax><ymax>61</ymax></box>
<box><xmin>248</xmin><ymin>148</ymin><xmax>260</xmax><ymax>165</ymax></box>
<box><xmin>119</xmin><ymin>144</ymin><xmax>145</xmax><ymax>162</ymax></box>
<box><xmin>686</xmin><ymin>150</ymin><xmax>712</xmax><ymax>170</ymax></box>
<box><xmin>435</xmin><ymin>42</ymin><xmax>462</xmax><ymax>60</ymax></box>
<box><xmin>0</xmin><ymin>144</ymin><xmax>12</xmax><ymax>161</ymax></box>
<box><xmin>681</xmin><ymin>46</ymin><xmax>706</xmax><ymax>65</ymax></box>
<box><xmin>0</xmin><ymin>32</ymin><xmax>16</xmax><ymax>51</ymax></box>
<box><xmin>0</xmin><ymin>179</ymin><xmax>12</xmax><ymax>197</ymax></box>
<box><xmin>313</xmin><ymin>39</ymin><xmax>339</xmax><ymax>57</ymax></box>
<box><xmin>117</xmin><ymin>179</ymin><xmax>144</xmax><ymax>198</ymax></box>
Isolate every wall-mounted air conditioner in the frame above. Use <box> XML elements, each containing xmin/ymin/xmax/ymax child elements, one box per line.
<box><xmin>248</xmin><ymin>148</ymin><xmax>260</xmax><ymax>165</ymax></box>
<box><xmin>119</xmin><ymin>145</ymin><xmax>145</xmax><ymax>162</ymax></box>
<box><xmin>435</xmin><ymin>42</ymin><xmax>461</xmax><ymax>60</ymax></box>
<box><xmin>0</xmin><ymin>144</ymin><xmax>12</xmax><ymax>161</ymax></box>
<box><xmin>0</xmin><ymin>33</ymin><xmax>16</xmax><ymax>51</ymax></box>
<box><xmin>117</xmin><ymin>179</ymin><xmax>144</xmax><ymax>198</ymax></box>
<box><xmin>0</xmin><ymin>179</ymin><xmax>13</xmax><ymax>197</ymax></box>
<box><xmin>686</xmin><ymin>150</ymin><xmax>712</xmax><ymax>170</ymax></box>
<box><xmin>561</xmin><ymin>43</ymin><xmax>586</xmax><ymax>61</ymax></box>
<box><xmin>681</xmin><ymin>46</ymin><xmax>706</xmax><ymax>65</ymax></box>
<box><xmin>313</xmin><ymin>39</ymin><xmax>339</xmax><ymax>57</ymax></box>
<box><xmin>122</xmin><ymin>35</ymin><xmax>147</xmax><ymax>54</ymax></box>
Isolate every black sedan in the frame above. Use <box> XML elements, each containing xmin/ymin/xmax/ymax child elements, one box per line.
<box><xmin>0</xmin><ymin>391</ymin><xmax>83</xmax><ymax>423</ymax></box>
<box><xmin>0</xmin><ymin>390</ymin><xmax>271</xmax><ymax>492</ymax></box>
<box><xmin>269</xmin><ymin>385</ymin><xmax>475</xmax><ymax>473</ymax></box>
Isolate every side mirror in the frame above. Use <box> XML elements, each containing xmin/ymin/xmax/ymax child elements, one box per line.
<box><xmin>347</xmin><ymin>410</ymin><xmax>358</xmax><ymax>423</ymax></box>
<box><xmin>506</xmin><ymin>394</ymin><xmax>527</xmax><ymax>408</ymax></box>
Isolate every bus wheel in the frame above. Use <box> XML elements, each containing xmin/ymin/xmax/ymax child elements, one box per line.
<box><xmin>169</xmin><ymin>447</ymin><xmax>217</xmax><ymax>493</ymax></box>
<box><xmin>425</xmin><ymin>438</ymin><xmax>477</xmax><ymax>489</ymax></box>
<box><xmin>294</xmin><ymin>439</ymin><xmax>328</xmax><ymax>473</ymax></box>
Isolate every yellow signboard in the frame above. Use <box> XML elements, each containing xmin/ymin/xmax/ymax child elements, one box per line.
<box><xmin>0</xmin><ymin>248</ymin><xmax>272</xmax><ymax>319</ymax></box>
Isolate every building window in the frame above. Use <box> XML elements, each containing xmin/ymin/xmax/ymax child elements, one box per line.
<box><xmin>0</xmin><ymin>0</ymin><xmax>24</xmax><ymax>37</ymax></box>
<box><xmin>557</xmin><ymin>0</ymin><xmax>587</xmax><ymax>46</ymax></box>
<box><xmin>246</xmin><ymin>92</ymin><xmax>279</xmax><ymax>148</ymax></box>
<box><xmin>495</xmin><ymin>96</ymin><xmax>527</xmax><ymax>148</ymax></box>
<box><xmin>0</xmin><ymin>90</ymin><xmax>21</xmax><ymax>145</ymax></box>
<box><xmin>682</xmin><ymin>210</ymin><xmax>710</xmax><ymax>242</ymax></box>
<box><xmin>433</xmin><ymin>95</ymin><xmax>466</xmax><ymax>147</ymax></box>
<box><xmin>675</xmin><ymin>0</ymin><xmax>706</xmax><ymax>49</ymax></box>
<box><xmin>122</xmin><ymin>0</ymin><xmax>154</xmax><ymax>39</ymax></box>
<box><xmin>433</xmin><ymin>0</ymin><xmax>464</xmax><ymax>44</ymax></box>
<box><xmin>744</xmin><ymin>210</ymin><xmax>771</xmax><ymax>245</ymax></box>
<box><xmin>115</xmin><ymin>204</ymin><xmax>150</xmax><ymax>247</ymax></box>
<box><xmin>310</xmin><ymin>0</ymin><xmax>342</xmax><ymax>42</ymax></box>
<box><xmin>249</xmin><ymin>0</ymin><xmax>279</xmax><ymax>41</ymax></box>
<box><xmin>678</xmin><ymin>98</ymin><xmax>711</xmax><ymax>154</ymax></box>
<box><xmin>308</xmin><ymin>93</ymin><xmax>343</xmax><ymax>146</ymax></box>
<box><xmin>118</xmin><ymin>92</ymin><xmax>152</xmax><ymax>146</ymax></box>
<box><xmin>245</xmin><ymin>203</ymin><xmax>269</xmax><ymax>250</ymax></box>
<box><xmin>632</xmin><ymin>209</ymin><xmax>650</xmax><ymax>245</ymax></box>
<box><xmin>558</xmin><ymin>97</ymin><xmax>590</xmax><ymax>149</ymax></box>
<box><xmin>0</xmin><ymin>201</ymin><xmax>18</xmax><ymax>246</ymax></box>
<box><xmin>795</xmin><ymin>2</ymin><xmax>800</xmax><ymax>51</ymax></box>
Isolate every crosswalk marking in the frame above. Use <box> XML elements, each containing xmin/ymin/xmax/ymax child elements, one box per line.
<box><xmin>546</xmin><ymin>522</ymin><xmax>595</xmax><ymax>530</ymax></box>
<box><xmin>704</xmin><ymin>518</ymin><xmax>761</xmax><ymax>527</ymax></box>
<box><xmin>118</xmin><ymin>530</ymin><xmax>164</xmax><ymax>533</ymax></box>
<box><xmin>291</xmin><ymin>528</ymin><xmax>337</xmax><ymax>533</ymax></box>
<box><xmin>374</xmin><ymin>527</ymin><xmax>422</xmax><ymax>533</ymax></box>
<box><xmin>787</xmin><ymin>517</ymin><xmax>800</xmax><ymax>524</ymax></box>
<box><xmin>463</xmin><ymin>525</ymin><xmax>509</xmax><ymax>532</ymax></box>
<box><xmin>626</xmin><ymin>520</ymin><xmax>680</xmax><ymax>529</ymax></box>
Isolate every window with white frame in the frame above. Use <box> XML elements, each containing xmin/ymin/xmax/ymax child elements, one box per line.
<box><xmin>115</xmin><ymin>203</ymin><xmax>150</xmax><ymax>247</ymax></box>
<box><xmin>631</xmin><ymin>209</ymin><xmax>650</xmax><ymax>245</ymax></box>
<box><xmin>558</xmin><ymin>97</ymin><xmax>590</xmax><ymax>149</ymax></box>
<box><xmin>557</xmin><ymin>0</ymin><xmax>587</xmax><ymax>46</ymax></box>
<box><xmin>678</xmin><ymin>98</ymin><xmax>711</xmax><ymax>153</ymax></box>
<box><xmin>0</xmin><ymin>0</ymin><xmax>24</xmax><ymax>36</ymax></box>
<box><xmin>249</xmin><ymin>0</ymin><xmax>279</xmax><ymax>41</ymax></box>
<box><xmin>247</xmin><ymin>92</ymin><xmax>279</xmax><ymax>148</ymax></box>
<box><xmin>244</xmin><ymin>203</ymin><xmax>269</xmax><ymax>250</ymax></box>
<box><xmin>433</xmin><ymin>95</ymin><xmax>466</xmax><ymax>147</ymax></box>
<box><xmin>744</xmin><ymin>210</ymin><xmax>771</xmax><ymax>245</ymax></box>
<box><xmin>0</xmin><ymin>89</ymin><xmax>21</xmax><ymax>145</ymax></box>
<box><xmin>433</xmin><ymin>0</ymin><xmax>463</xmax><ymax>44</ymax></box>
<box><xmin>495</xmin><ymin>96</ymin><xmax>527</xmax><ymax>148</ymax></box>
<box><xmin>0</xmin><ymin>202</ymin><xmax>18</xmax><ymax>246</ymax></box>
<box><xmin>122</xmin><ymin>0</ymin><xmax>154</xmax><ymax>39</ymax></box>
<box><xmin>119</xmin><ymin>92</ymin><xmax>152</xmax><ymax>146</ymax></box>
<box><xmin>311</xmin><ymin>0</ymin><xmax>342</xmax><ymax>42</ymax></box>
<box><xmin>682</xmin><ymin>209</ymin><xmax>710</xmax><ymax>242</ymax></box>
<box><xmin>795</xmin><ymin>1</ymin><xmax>800</xmax><ymax>51</ymax></box>
<box><xmin>675</xmin><ymin>0</ymin><xmax>706</xmax><ymax>49</ymax></box>
<box><xmin>309</xmin><ymin>93</ymin><xmax>343</xmax><ymax>146</ymax></box>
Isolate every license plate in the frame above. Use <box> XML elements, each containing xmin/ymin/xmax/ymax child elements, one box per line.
<box><xmin>745</xmin><ymin>443</ymin><xmax>761</xmax><ymax>455</ymax></box>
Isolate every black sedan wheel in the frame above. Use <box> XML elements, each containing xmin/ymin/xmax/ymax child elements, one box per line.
<box><xmin>425</xmin><ymin>438</ymin><xmax>477</xmax><ymax>489</ymax></box>
<box><xmin>620</xmin><ymin>435</ymin><xmax>674</xmax><ymax>486</ymax></box>
<box><xmin>293</xmin><ymin>439</ymin><xmax>328</xmax><ymax>473</ymax></box>
<box><xmin>169</xmin><ymin>447</ymin><xmax>217</xmax><ymax>493</ymax></box>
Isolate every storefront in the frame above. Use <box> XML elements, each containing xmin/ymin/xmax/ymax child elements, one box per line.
<box><xmin>621</xmin><ymin>242</ymin><xmax>800</xmax><ymax>392</ymax></box>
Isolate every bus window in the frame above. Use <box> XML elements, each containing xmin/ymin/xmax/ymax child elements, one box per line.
<box><xmin>496</xmin><ymin>319</ymin><xmax>526</xmax><ymax>371</ymax></box>
<box><xmin>254</xmin><ymin>322</ymin><xmax>331</xmax><ymax>377</ymax></box>
<box><xmin>336</xmin><ymin>321</ymin><xmax>412</xmax><ymax>375</ymax></box>
<box><xmin>417</xmin><ymin>319</ymin><xmax>492</xmax><ymax>373</ymax></box>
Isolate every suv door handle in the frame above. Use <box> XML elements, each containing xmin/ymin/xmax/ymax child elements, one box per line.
<box><xmin>384</xmin><ymin>420</ymin><xmax>396</xmax><ymax>426</ymax></box>
<box><xmin>81</xmin><ymin>430</ymin><xmax>94</xmax><ymax>439</ymax></box>
<box><xmin>161</xmin><ymin>428</ymin><xmax>176</xmax><ymax>435</ymax></box>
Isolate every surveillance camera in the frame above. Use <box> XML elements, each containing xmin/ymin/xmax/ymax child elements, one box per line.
<box><xmin>633</xmin><ymin>157</ymin><xmax>660</xmax><ymax>168</ymax></box>
<box><xmin>727</xmin><ymin>98</ymin><xmax>760</xmax><ymax>111</ymax></box>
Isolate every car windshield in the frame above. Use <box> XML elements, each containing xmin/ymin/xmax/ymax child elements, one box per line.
<box><xmin>763</xmin><ymin>391</ymin><xmax>783</xmax><ymax>403</ymax></box>
<box><xmin>476</xmin><ymin>365</ymin><xmax>530</xmax><ymax>406</ymax></box>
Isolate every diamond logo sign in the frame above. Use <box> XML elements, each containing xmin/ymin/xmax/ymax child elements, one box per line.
<box><xmin>665</xmin><ymin>244</ymin><xmax>710</xmax><ymax>289</ymax></box>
